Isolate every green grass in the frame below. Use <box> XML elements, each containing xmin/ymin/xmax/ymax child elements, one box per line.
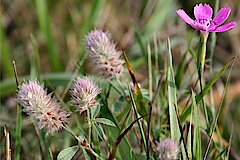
<box><xmin>1</xmin><ymin>0</ymin><xmax>239</xmax><ymax>159</ymax></box>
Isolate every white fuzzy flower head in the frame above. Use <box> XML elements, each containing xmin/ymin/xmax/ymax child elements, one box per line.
<box><xmin>70</xmin><ymin>77</ymin><xmax>101</xmax><ymax>113</ymax></box>
<box><xmin>86</xmin><ymin>29</ymin><xmax>125</xmax><ymax>79</ymax></box>
<box><xmin>17</xmin><ymin>80</ymin><xmax>69</xmax><ymax>135</ymax></box>
<box><xmin>155</xmin><ymin>138</ymin><xmax>179</xmax><ymax>160</ymax></box>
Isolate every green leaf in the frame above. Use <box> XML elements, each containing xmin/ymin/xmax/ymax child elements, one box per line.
<box><xmin>196</xmin><ymin>57</ymin><xmax>234</xmax><ymax>103</ymax></box>
<box><xmin>180</xmin><ymin>57</ymin><xmax>234</xmax><ymax>123</ymax></box>
<box><xmin>112</xmin><ymin>96</ymin><xmax>124</xmax><ymax>113</ymax></box>
<box><xmin>128</xmin><ymin>86</ymin><xmax>147</xmax><ymax>150</ymax></box>
<box><xmin>123</xmin><ymin>52</ymin><xmax>148</xmax><ymax>117</ymax></box>
<box><xmin>167</xmin><ymin>39</ymin><xmax>187</xmax><ymax>160</ymax></box>
<box><xmin>91</xmin><ymin>105</ymin><xmax>101</xmax><ymax>118</ymax></box>
<box><xmin>93</xmin><ymin>123</ymin><xmax>105</xmax><ymax>140</ymax></box>
<box><xmin>167</xmin><ymin>39</ymin><xmax>180</xmax><ymax>141</ymax></box>
<box><xmin>93</xmin><ymin>118</ymin><xmax>116</xmax><ymax>127</ymax></box>
<box><xmin>81</xmin><ymin>147</ymin><xmax>90</xmax><ymax>160</ymax></box>
<box><xmin>57</xmin><ymin>146</ymin><xmax>79</xmax><ymax>160</ymax></box>
<box><xmin>187</xmin><ymin>105</ymin><xmax>193</xmax><ymax>159</ymax></box>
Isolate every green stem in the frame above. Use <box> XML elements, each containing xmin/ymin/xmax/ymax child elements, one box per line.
<box><xmin>63</xmin><ymin>124</ymin><xmax>81</xmax><ymax>142</ymax></box>
<box><xmin>198</xmin><ymin>33</ymin><xmax>209</xmax><ymax>74</ymax></box>
<box><xmin>197</xmin><ymin>33</ymin><xmax>210</xmax><ymax>131</ymax></box>
<box><xmin>87</xmin><ymin>108</ymin><xmax>92</xmax><ymax>145</ymax></box>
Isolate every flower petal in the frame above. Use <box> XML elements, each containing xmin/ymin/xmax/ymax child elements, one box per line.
<box><xmin>176</xmin><ymin>9</ymin><xmax>195</xmax><ymax>26</ymax></box>
<box><xmin>210</xmin><ymin>7</ymin><xmax>231</xmax><ymax>27</ymax></box>
<box><xmin>194</xmin><ymin>3</ymin><xmax>213</xmax><ymax>21</ymax></box>
<box><xmin>208</xmin><ymin>22</ymin><xmax>237</xmax><ymax>32</ymax></box>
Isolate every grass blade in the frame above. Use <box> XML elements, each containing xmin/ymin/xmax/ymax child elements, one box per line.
<box><xmin>196</xmin><ymin>57</ymin><xmax>235</xmax><ymax>103</ymax></box>
<box><xmin>180</xmin><ymin>57</ymin><xmax>235</xmax><ymax>123</ymax></box>
<box><xmin>108</xmin><ymin>115</ymin><xmax>146</xmax><ymax>160</ymax></box>
<box><xmin>100</xmin><ymin>99</ymin><xmax>136</xmax><ymax>160</ymax></box>
<box><xmin>13</xmin><ymin>61</ymin><xmax>22</xmax><ymax>160</ymax></box>
<box><xmin>35</xmin><ymin>0</ymin><xmax>61</xmax><ymax>71</ymax></box>
<box><xmin>0</xmin><ymin>21</ymin><xmax>13</xmax><ymax>78</ymax></box>
<box><xmin>192</xmin><ymin>91</ymin><xmax>202</xmax><ymax>160</ymax></box>
<box><xmin>203</xmin><ymin>55</ymin><xmax>235</xmax><ymax>160</ymax></box>
<box><xmin>167</xmin><ymin>39</ymin><xmax>188</xmax><ymax>159</ymax></box>
<box><xmin>167</xmin><ymin>39</ymin><xmax>180</xmax><ymax>141</ymax></box>
<box><xmin>123</xmin><ymin>52</ymin><xmax>148</xmax><ymax>116</ymax></box>
<box><xmin>128</xmin><ymin>86</ymin><xmax>147</xmax><ymax>150</ymax></box>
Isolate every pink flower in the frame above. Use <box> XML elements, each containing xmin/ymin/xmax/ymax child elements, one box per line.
<box><xmin>70</xmin><ymin>77</ymin><xmax>101</xmax><ymax>113</ymax></box>
<box><xmin>176</xmin><ymin>3</ymin><xmax>237</xmax><ymax>34</ymax></box>
<box><xmin>18</xmin><ymin>81</ymin><xmax>69</xmax><ymax>135</ymax></box>
<box><xmin>86</xmin><ymin>29</ymin><xmax>124</xmax><ymax>79</ymax></box>
<box><xmin>155</xmin><ymin>138</ymin><xmax>179</xmax><ymax>160</ymax></box>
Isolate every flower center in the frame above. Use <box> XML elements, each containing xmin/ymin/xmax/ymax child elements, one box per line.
<box><xmin>198</xmin><ymin>19</ymin><xmax>211</xmax><ymax>27</ymax></box>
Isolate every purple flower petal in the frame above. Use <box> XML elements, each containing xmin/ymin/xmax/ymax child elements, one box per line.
<box><xmin>194</xmin><ymin>4</ymin><xmax>213</xmax><ymax>21</ymax></box>
<box><xmin>208</xmin><ymin>22</ymin><xmax>237</xmax><ymax>32</ymax></box>
<box><xmin>210</xmin><ymin>7</ymin><xmax>231</xmax><ymax>27</ymax></box>
<box><xmin>176</xmin><ymin>9</ymin><xmax>195</xmax><ymax>26</ymax></box>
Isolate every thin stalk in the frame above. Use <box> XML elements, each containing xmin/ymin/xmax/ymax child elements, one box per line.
<box><xmin>148</xmin><ymin>44</ymin><xmax>153</xmax><ymax>101</ymax></box>
<box><xmin>147</xmin><ymin>77</ymin><xmax>162</xmax><ymax>160</ymax></box>
<box><xmin>63</xmin><ymin>124</ymin><xmax>81</xmax><ymax>142</ymax></box>
<box><xmin>128</xmin><ymin>86</ymin><xmax>147</xmax><ymax>150</ymax></box>
<box><xmin>4</xmin><ymin>126</ymin><xmax>11</xmax><ymax>160</ymax></box>
<box><xmin>197</xmin><ymin>33</ymin><xmax>209</xmax><ymax>75</ymax></box>
<box><xmin>154</xmin><ymin>34</ymin><xmax>159</xmax><ymax>86</ymax></box>
<box><xmin>87</xmin><ymin>108</ymin><xmax>92</xmax><ymax>145</ymax></box>
<box><xmin>13</xmin><ymin>61</ymin><xmax>22</xmax><ymax>160</ymax></box>
<box><xmin>197</xmin><ymin>33</ymin><xmax>209</xmax><ymax>130</ymax></box>
<box><xmin>208</xmin><ymin>0</ymin><xmax>220</xmax><ymax>122</ymax></box>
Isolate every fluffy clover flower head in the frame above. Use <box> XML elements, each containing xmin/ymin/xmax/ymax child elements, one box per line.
<box><xmin>18</xmin><ymin>80</ymin><xmax>69</xmax><ymax>135</ymax></box>
<box><xmin>155</xmin><ymin>138</ymin><xmax>179</xmax><ymax>160</ymax></box>
<box><xmin>176</xmin><ymin>3</ymin><xmax>237</xmax><ymax>34</ymax></box>
<box><xmin>70</xmin><ymin>77</ymin><xmax>101</xmax><ymax>113</ymax></box>
<box><xmin>86</xmin><ymin>29</ymin><xmax>125</xmax><ymax>79</ymax></box>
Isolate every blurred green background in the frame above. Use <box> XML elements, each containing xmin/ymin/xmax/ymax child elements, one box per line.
<box><xmin>1</xmin><ymin>0</ymin><xmax>240</xmax><ymax>159</ymax></box>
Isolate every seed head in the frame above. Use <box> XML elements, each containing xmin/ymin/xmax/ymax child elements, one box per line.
<box><xmin>155</xmin><ymin>138</ymin><xmax>179</xmax><ymax>160</ymax></box>
<box><xmin>86</xmin><ymin>29</ymin><xmax>124</xmax><ymax>79</ymax></box>
<box><xmin>70</xmin><ymin>77</ymin><xmax>101</xmax><ymax>113</ymax></box>
<box><xmin>17</xmin><ymin>80</ymin><xmax>69</xmax><ymax>135</ymax></box>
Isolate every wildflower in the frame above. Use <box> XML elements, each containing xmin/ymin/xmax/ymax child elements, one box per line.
<box><xmin>70</xmin><ymin>77</ymin><xmax>101</xmax><ymax>113</ymax></box>
<box><xmin>176</xmin><ymin>3</ymin><xmax>237</xmax><ymax>34</ymax></box>
<box><xmin>155</xmin><ymin>138</ymin><xmax>179</xmax><ymax>160</ymax></box>
<box><xmin>18</xmin><ymin>80</ymin><xmax>68</xmax><ymax>135</ymax></box>
<box><xmin>86</xmin><ymin>29</ymin><xmax>124</xmax><ymax>79</ymax></box>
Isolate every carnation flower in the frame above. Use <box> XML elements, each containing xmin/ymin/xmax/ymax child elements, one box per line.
<box><xmin>70</xmin><ymin>77</ymin><xmax>101</xmax><ymax>113</ymax></box>
<box><xmin>86</xmin><ymin>29</ymin><xmax>124</xmax><ymax>79</ymax></box>
<box><xmin>155</xmin><ymin>138</ymin><xmax>179</xmax><ymax>160</ymax></box>
<box><xmin>17</xmin><ymin>80</ymin><xmax>69</xmax><ymax>135</ymax></box>
<box><xmin>176</xmin><ymin>3</ymin><xmax>237</xmax><ymax>34</ymax></box>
